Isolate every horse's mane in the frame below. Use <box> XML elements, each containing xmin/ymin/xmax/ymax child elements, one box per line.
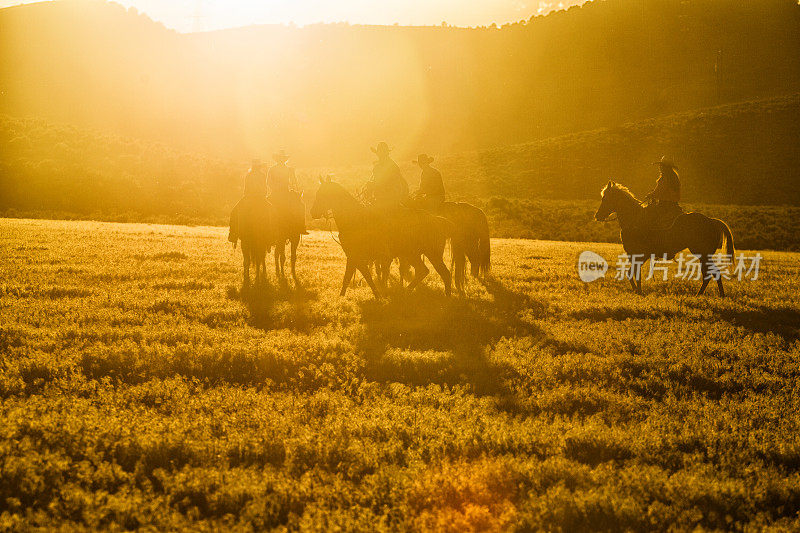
<box><xmin>327</xmin><ymin>181</ymin><xmax>361</xmax><ymax>205</ymax></box>
<box><xmin>603</xmin><ymin>182</ymin><xmax>643</xmax><ymax>206</ymax></box>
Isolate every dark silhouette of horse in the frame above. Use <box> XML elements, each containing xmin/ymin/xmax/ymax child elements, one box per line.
<box><xmin>270</xmin><ymin>201</ymin><xmax>303</xmax><ymax>287</ymax></box>
<box><xmin>595</xmin><ymin>181</ymin><xmax>735</xmax><ymax>296</ymax></box>
<box><xmin>235</xmin><ymin>198</ymin><xmax>272</xmax><ymax>287</ymax></box>
<box><xmin>310</xmin><ymin>177</ymin><xmax>452</xmax><ymax>298</ymax></box>
<box><xmin>434</xmin><ymin>202</ymin><xmax>491</xmax><ymax>294</ymax></box>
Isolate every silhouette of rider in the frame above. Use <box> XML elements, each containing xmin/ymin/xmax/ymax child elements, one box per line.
<box><xmin>644</xmin><ymin>156</ymin><xmax>683</xmax><ymax>228</ymax></box>
<box><xmin>228</xmin><ymin>159</ymin><xmax>267</xmax><ymax>243</ymax></box>
<box><xmin>268</xmin><ymin>150</ymin><xmax>308</xmax><ymax>235</ymax></box>
<box><xmin>412</xmin><ymin>153</ymin><xmax>445</xmax><ymax>211</ymax></box>
<box><xmin>364</xmin><ymin>142</ymin><xmax>409</xmax><ymax>208</ymax></box>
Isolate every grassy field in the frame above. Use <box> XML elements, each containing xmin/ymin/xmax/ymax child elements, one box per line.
<box><xmin>2</xmin><ymin>218</ymin><xmax>800</xmax><ymax>531</ymax></box>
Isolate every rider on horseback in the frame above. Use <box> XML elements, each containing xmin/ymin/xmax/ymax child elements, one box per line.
<box><xmin>644</xmin><ymin>156</ymin><xmax>683</xmax><ymax>229</ymax></box>
<box><xmin>268</xmin><ymin>150</ymin><xmax>308</xmax><ymax>235</ymax></box>
<box><xmin>364</xmin><ymin>142</ymin><xmax>409</xmax><ymax>208</ymax></box>
<box><xmin>228</xmin><ymin>159</ymin><xmax>268</xmax><ymax>243</ymax></box>
<box><xmin>411</xmin><ymin>153</ymin><xmax>445</xmax><ymax>211</ymax></box>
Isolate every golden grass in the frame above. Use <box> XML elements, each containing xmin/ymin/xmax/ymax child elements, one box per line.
<box><xmin>2</xmin><ymin>218</ymin><xmax>800</xmax><ymax>530</ymax></box>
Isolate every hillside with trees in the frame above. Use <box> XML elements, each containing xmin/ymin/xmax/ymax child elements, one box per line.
<box><xmin>3</xmin><ymin>95</ymin><xmax>799</xmax><ymax>250</ymax></box>
<box><xmin>1</xmin><ymin>0</ymin><xmax>798</xmax><ymax>164</ymax></box>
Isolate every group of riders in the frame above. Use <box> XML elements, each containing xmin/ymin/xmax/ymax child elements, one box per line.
<box><xmin>228</xmin><ymin>141</ymin><xmax>451</xmax><ymax>244</ymax></box>
<box><xmin>228</xmin><ymin>149</ymin><xmax>307</xmax><ymax>243</ymax></box>
<box><xmin>228</xmin><ymin>143</ymin><xmax>684</xmax><ymax>243</ymax></box>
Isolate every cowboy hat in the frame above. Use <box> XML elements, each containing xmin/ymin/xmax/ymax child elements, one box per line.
<box><xmin>652</xmin><ymin>155</ymin><xmax>678</xmax><ymax>169</ymax></box>
<box><xmin>272</xmin><ymin>149</ymin><xmax>290</xmax><ymax>162</ymax></box>
<box><xmin>371</xmin><ymin>142</ymin><xmax>392</xmax><ymax>156</ymax></box>
<box><xmin>413</xmin><ymin>154</ymin><xmax>434</xmax><ymax>166</ymax></box>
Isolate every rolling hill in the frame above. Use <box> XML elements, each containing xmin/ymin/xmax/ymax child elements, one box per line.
<box><xmin>1</xmin><ymin>0</ymin><xmax>798</xmax><ymax>164</ymax></box>
<box><xmin>2</xmin><ymin>95</ymin><xmax>799</xmax><ymax>250</ymax></box>
<box><xmin>323</xmin><ymin>94</ymin><xmax>800</xmax><ymax>206</ymax></box>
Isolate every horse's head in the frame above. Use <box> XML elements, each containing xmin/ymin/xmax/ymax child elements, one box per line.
<box><xmin>310</xmin><ymin>176</ymin><xmax>346</xmax><ymax>219</ymax></box>
<box><xmin>595</xmin><ymin>180</ymin><xmax>619</xmax><ymax>221</ymax></box>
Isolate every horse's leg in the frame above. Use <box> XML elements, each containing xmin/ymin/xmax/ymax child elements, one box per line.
<box><xmin>716</xmin><ymin>273</ymin><xmax>725</xmax><ymax>297</ymax></box>
<box><xmin>242</xmin><ymin>245</ymin><xmax>251</xmax><ymax>288</ymax></box>
<box><xmin>405</xmin><ymin>255</ymin><xmax>430</xmax><ymax>292</ymax></box>
<box><xmin>397</xmin><ymin>259</ymin><xmax>410</xmax><ymax>289</ymax></box>
<box><xmin>469</xmin><ymin>244</ymin><xmax>481</xmax><ymax>278</ymax></box>
<box><xmin>259</xmin><ymin>248</ymin><xmax>267</xmax><ymax>285</ymax></box>
<box><xmin>280</xmin><ymin>242</ymin><xmax>287</xmax><ymax>280</ymax></box>
<box><xmin>428</xmin><ymin>255</ymin><xmax>452</xmax><ymax>297</ymax></box>
<box><xmin>374</xmin><ymin>259</ymin><xmax>386</xmax><ymax>289</ymax></box>
<box><xmin>352</xmin><ymin>262</ymin><xmax>363</xmax><ymax>289</ymax></box>
<box><xmin>274</xmin><ymin>242</ymin><xmax>281</xmax><ymax>279</ymax></box>
<box><xmin>453</xmin><ymin>244</ymin><xmax>466</xmax><ymax>295</ymax></box>
<box><xmin>290</xmin><ymin>237</ymin><xmax>300</xmax><ymax>287</ymax></box>
<box><xmin>626</xmin><ymin>254</ymin><xmax>638</xmax><ymax>293</ymax></box>
<box><xmin>372</xmin><ymin>260</ymin><xmax>382</xmax><ymax>287</ymax></box>
<box><xmin>340</xmin><ymin>260</ymin><xmax>356</xmax><ymax>297</ymax></box>
<box><xmin>383</xmin><ymin>260</ymin><xmax>392</xmax><ymax>286</ymax></box>
<box><xmin>697</xmin><ymin>255</ymin><xmax>711</xmax><ymax>296</ymax></box>
<box><xmin>356</xmin><ymin>261</ymin><xmax>381</xmax><ymax>298</ymax></box>
<box><xmin>399</xmin><ymin>259</ymin><xmax>413</xmax><ymax>285</ymax></box>
<box><xmin>635</xmin><ymin>256</ymin><xmax>645</xmax><ymax>295</ymax></box>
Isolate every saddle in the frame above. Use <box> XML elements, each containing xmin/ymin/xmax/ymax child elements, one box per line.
<box><xmin>268</xmin><ymin>191</ymin><xmax>305</xmax><ymax>234</ymax></box>
<box><xmin>642</xmin><ymin>201</ymin><xmax>683</xmax><ymax>231</ymax></box>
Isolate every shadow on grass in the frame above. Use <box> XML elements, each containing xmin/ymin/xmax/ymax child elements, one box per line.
<box><xmin>712</xmin><ymin>304</ymin><xmax>800</xmax><ymax>344</ymax></box>
<box><xmin>356</xmin><ymin>276</ymin><xmax>545</xmax><ymax>395</ymax></box>
<box><xmin>229</xmin><ymin>281</ymin><xmax>320</xmax><ymax>332</ymax></box>
<box><xmin>568</xmin><ymin>307</ymin><xmax>686</xmax><ymax>322</ymax></box>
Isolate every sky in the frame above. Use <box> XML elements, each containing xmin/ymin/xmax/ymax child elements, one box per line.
<box><xmin>0</xmin><ymin>0</ymin><xmax>587</xmax><ymax>32</ymax></box>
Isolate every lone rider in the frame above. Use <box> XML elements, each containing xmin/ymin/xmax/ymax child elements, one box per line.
<box><xmin>364</xmin><ymin>142</ymin><xmax>409</xmax><ymax>208</ymax></box>
<box><xmin>268</xmin><ymin>150</ymin><xmax>308</xmax><ymax>235</ymax></box>
<box><xmin>412</xmin><ymin>153</ymin><xmax>445</xmax><ymax>211</ymax></box>
<box><xmin>644</xmin><ymin>156</ymin><xmax>683</xmax><ymax>227</ymax></box>
<box><xmin>228</xmin><ymin>159</ymin><xmax>268</xmax><ymax>243</ymax></box>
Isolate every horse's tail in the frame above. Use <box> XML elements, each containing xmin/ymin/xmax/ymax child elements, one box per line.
<box><xmin>433</xmin><ymin>215</ymin><xmax>456</xmax><ymax>261</ymax></box>
<box><xmin>434</xmin><ymin>215</ymin><xmax>455</xmax><ymax>241</ymax></box>
<box><xmin>715</xmin><ymin>218</ymin><xmax>735</xmax><ymax>257</ymax></box>
<box><xmin>476</xmin><ymin>212</ymin><xmax>491</xmax><ymax>277</ymax></box>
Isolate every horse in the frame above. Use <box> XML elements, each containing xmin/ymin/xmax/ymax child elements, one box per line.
<box><xmin>595</xmin><ymin>180</ymin><xmax>735</xmax><ymax>296</ymax></box>
<box><xmin>235</xmin><ymin>197</ymin><xmax>272</xmax><ymax>288</ymax></box>
<box><xmin>310</xmin><ymin>177</ymin><xmax>452</xmax><ymax>298</ymax></box>
<box><xmin>269</xmin><ymin>198</ymin><xmax>303</xmax><ymax>287</ymax></box>
<box><xmin>365</xmin><ymin>190</ymin><xmax>490</xmax><ymax>294</ymax></box>
<box><xmin>433</xmin><ymin>202</ymin><xmax>491</xmax><ymax>294</ymax></box>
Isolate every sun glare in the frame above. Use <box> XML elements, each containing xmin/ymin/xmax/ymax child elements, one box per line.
<box><xmin>0</xmin><ymin>0</ymin><xmax>587</xmax><ymax>32</ymax></box>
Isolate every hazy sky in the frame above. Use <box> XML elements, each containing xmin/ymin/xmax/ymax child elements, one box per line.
<box><xmin>0</xmin><ymin>0</ymin><xmax>587</xmax><ymax>32</ymax></box>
